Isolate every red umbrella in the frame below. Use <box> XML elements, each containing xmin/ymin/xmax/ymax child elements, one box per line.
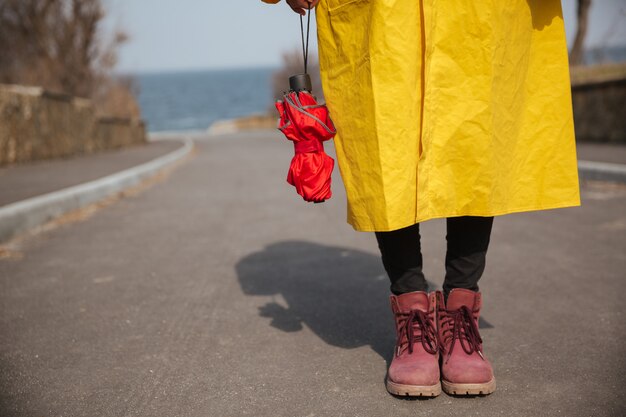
<box><xmin>274</xmin><ymin>4</ymin><xmax>336</xmax><ymax>203</ymax></box>
<box><xmin>275</xmin><ymin>87</ymin><xmax>336</xmax><ymax>203</ymax></box>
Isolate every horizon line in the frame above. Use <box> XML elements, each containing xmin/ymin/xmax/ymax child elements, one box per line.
<box><xmin>114</xmin><ymin>64</ymin><xmax>287</xmax><ymax>76</ymax></box>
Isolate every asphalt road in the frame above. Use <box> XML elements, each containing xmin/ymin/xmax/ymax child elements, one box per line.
<box><xmin>1</xmin><ymin>131</ymin><xmax>625</xmax><ymax>417</ymax></box>
<box><xmin>0</xmin><ymin>140</ymin><xmax>181</xmax><ymax>206</ymax></box>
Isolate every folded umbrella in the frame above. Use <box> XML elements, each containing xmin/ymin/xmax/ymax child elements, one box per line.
<box><xmin>276</xmin><ymin>87</ymin><xmax>336</xmax><ymax>203</ymax></box>
<box><xmin>275</xmin><ymin>4</ymin><xmax>336</xmax><ymax>203</ymax></box>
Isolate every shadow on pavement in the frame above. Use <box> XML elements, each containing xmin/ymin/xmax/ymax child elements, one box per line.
<box><xmin>236</xmin><ymin>241</ymin><xmax>394</xmax><ymax>360</ymax></box>
<box><xmin>236</xmin><ymin>240</ymin><xmax>492</xmax><ymax>363</ymax></box>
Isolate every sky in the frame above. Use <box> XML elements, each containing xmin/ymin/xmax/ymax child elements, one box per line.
<box><xmin>105</xmin><ymin>0</ymin><xmax>626</xmax><ymax>73</ymax></box>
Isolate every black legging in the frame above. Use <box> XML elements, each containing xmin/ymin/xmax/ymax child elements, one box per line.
<box><xmin>375</xmin><ymin>216</ymin><xmax>494</xmax><ymax>299</ymax></box>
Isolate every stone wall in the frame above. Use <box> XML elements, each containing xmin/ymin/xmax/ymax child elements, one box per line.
<box><xmin>0</xmin><ymin>84</ymin><xmax>146</xmax><ymax>166</ymax></box>
<box><xmin>571</xmin><ymin>64</ymin><xmax>626</xmax><ymax>143</ymax></box>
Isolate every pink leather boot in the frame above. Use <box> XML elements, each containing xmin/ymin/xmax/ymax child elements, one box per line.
<box><xmin>436</xmin><ymin>289</ymin><xmax>496</xmax><ymax>395</ymax></box>
<box><xmin>386</xmin><ymin>291</ymin><xmax>441</xmax><ymax>397</ymax></box>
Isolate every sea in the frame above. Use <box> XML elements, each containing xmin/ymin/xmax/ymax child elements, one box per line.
<box><xmin>134</xmin><ymin>67</ymin><xmax>276</xmax><ymax>133</ymax></box>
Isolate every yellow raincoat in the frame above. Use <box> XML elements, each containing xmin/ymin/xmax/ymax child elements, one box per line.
<box><xmin>269</xmin><ymin>0</ymin><xmax>581</xmax><ymax>232</ymax></box>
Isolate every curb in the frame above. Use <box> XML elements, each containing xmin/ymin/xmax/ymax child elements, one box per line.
<box><xmin>0</xmin><ymin>138</ymin><xmax>194</xmax><ymax>243</ymax></box>
<box><xmin>578</xmin><ymin>160</ymin><xmax>626</xmax><ymax>184</ymax></box>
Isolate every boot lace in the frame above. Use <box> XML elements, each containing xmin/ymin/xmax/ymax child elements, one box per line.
<box><xmin>395</xmin><ymin>309</ymin><xmax>438</xmax><ymax>356</ymax></box>
<box><xmin>440</xmin><ymin>306</ymin><xmax>484</xmax><ymax>362</ymax></box>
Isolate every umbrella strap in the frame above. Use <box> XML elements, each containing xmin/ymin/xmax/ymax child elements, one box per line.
<box><xmin>300</xmin><ymin>3</ymin><xmax>312</xmax><ymax>74</ymax></box>
<box><xmin>294</xmin><ymin>139</ymin><xmax>323</xmax><ymax>154</ymax></box>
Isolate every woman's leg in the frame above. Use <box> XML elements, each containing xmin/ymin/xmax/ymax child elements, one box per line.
<box><xmin>443</xmin><ymin>216</ymin><xmax>494</xmax><ymax>299</ymax></box>
<box><xmin>375</xmin><ymin>223</ymin><xmax>427</xmax><ymax>295</ymax></box>
<box><xmin>439</xmin><ymin>215</ymin><xmax>496</xmax><ymax>395</ymax></box>
<box><xmin>376</xmin><ymin>223</ymin><xmax>440</xmax><ymax>397</ymax></box>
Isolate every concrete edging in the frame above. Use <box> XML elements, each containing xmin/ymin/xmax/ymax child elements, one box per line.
<box><xmin>578</xmin><ymin>160</ymin><xmax>626</xmax><ymax>184</ymax></box>
<box><xmin>0</xmin><ymin>138</ymin><xmax>194</xmax><ymax>243</ymax></box>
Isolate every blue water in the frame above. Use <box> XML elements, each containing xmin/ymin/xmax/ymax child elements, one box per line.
<box><xmin>134</xmin><ymin>67</ymin><xmax>275</xmax><ymax>133</ymax></box>
<box><xmin>585</xmin><ymin>45</ymin><xmax>626</xmax><ymax>66</ymax></box>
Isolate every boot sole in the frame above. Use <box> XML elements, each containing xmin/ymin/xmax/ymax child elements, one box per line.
<box><xmin>441</xmin><ymin>377</ymin><xmax>496</xmax><ymax>396</ymax></box>
<box><xmin>386</xmin><ymin>379</ymin><xmax>442</xmax><ymax>397</ymax></box>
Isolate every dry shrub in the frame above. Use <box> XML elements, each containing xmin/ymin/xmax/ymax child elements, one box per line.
<box><xmin>271</xmin><ymin>48</ymin><xmax>324</xmax><ymax>106</ymax></box>
<box><xmin>0</xmin><ymin>0</ymin><xmax>140</xmax><ymax>118</ymax></box>
<box><xmin>92</xmin><ymin>76</ymin><xmax>141</xmax><ymax>119</ymax></box>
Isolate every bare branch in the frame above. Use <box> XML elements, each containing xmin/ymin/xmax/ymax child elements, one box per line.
<box><xmin>0</xmin><ymin>0</ymin><xmax>139</xmax><ymax>118</ymax></box>
<box><xmin>570</xmin><ymin>0</ymin><xmax>592</xmax><ymax>66</ymax></box>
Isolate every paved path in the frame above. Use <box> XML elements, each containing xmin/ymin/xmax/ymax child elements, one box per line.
<box><xmin>1</xmin><ymin>131</ymin><xmax>625</xmax><ymax>416</ymax></box>
<box><xmin>576</xmin><ymin>142</ymin><xmax>626</xmax><ymax>165</ymax></box>
<box><xmin>0</xmin><ymin>140</ymin><xmax>181</xmax><ymax>206</ymax></box>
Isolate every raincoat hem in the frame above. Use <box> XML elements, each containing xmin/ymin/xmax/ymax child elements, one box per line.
<box><xmin>347</xmin><ymin>199</ymin><xmax>582</xmax><ymax>232</ymax></box>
